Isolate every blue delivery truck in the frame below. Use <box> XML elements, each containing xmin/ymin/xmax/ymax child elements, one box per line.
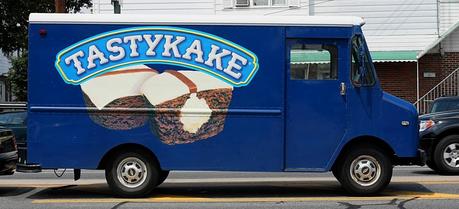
<box><xmin>25</xmin><ymin>13</ymin><xmax>422</xmax><ymax>197</ymax></box>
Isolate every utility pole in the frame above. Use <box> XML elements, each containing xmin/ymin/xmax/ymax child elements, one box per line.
<box><xmin>55</xmin><ymin>0</ymin><xmax>65</xmax><ymax>13</ymax></box>
<box><xmin>309</xmin><ymin>0</ymin><xmax>315</xmax><ymax>16</ymax></box>
<box><xmin>111</xmin><ymin>0</ymin><xmax>121</xmax><ymax>14</ymax></box>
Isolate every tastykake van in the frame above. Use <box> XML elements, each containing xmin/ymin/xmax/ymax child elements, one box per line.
<box><xmin>25</xmin><ymin>14</ymin><xmax>422</xmax><ymax>197</ymax></box>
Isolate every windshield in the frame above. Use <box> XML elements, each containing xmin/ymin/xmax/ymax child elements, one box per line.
<box><xmin>0</xmin><ymin>112</ymin><xmax>26</xmax><ymax>125</ymax></box>
<box><xmin>431</xmin><ymin>99</ymin><xmax>459</xmax><ymax>113</ymax></box>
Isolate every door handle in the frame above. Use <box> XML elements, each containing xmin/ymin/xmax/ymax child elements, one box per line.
<box><xmin>340</xmin><ymin>82</ymin><xmax>346</xmax><ymax>96</ymax></box>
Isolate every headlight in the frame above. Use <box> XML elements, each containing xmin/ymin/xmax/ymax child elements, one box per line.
<box><xmin>419</xmin><ymin>120</ymin><xmax>435</xmax><ymax>132</ymax></box>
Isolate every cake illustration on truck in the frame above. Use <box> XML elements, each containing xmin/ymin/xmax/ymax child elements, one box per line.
<box><xmin>54</xmin><ymin>26</ymin><xmax>258</xmax><ymax>145</ymax></box>
<box><xmin>81</xmin><ymin>65</ymin><xmax>158</xmax><ymax>130</ymax></box>
<box><xmin>141</xmin><ymin>70</ymin><xmax>233</xmax><ymax>144</ymax></box>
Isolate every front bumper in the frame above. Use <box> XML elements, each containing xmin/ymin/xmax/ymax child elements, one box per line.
<box><xmin>419</xmin><ymin>137</ymin><xmax>435</xmax><ymax>151</ymax></box>
<box><xmin>395</xmin><ymin>149</ymin><xmax>426</xmax><ymax>166</ymax></box>
<box><xmin>0</xmin><ymin>150</ymin><xmax>18</xmax><ymax>175</ymax></box>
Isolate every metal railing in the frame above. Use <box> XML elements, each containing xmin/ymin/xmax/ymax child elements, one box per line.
<box><xmin>414</xmin><ymin>67</ymin><xmax>459</xmax><ymax>114</ymax></box>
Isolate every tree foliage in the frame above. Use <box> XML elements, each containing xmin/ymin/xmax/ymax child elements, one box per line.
<box><xmin>0</xmin><ymin>0</ymin><xmax>92</xmax><ymax>56</ymax></box>
<box><xmin>8</xmin><ymin>52</ymin><xmax>28</xmax><ymax>101</ymax></box>
<box><xmin>0</xmin><ymin>0</ymin><xmax>92</xmax><ymax>101</ymax></box>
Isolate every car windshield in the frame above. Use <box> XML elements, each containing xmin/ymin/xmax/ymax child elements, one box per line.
<box><xmin>431</xmin><ymin>99</ymin><xmax>459</xmax><ymax>113</ymax></box>
<box><xmin>0</xmin><ymin>112</ymin><xmax>26</xmax><ymax>125</ymax></box>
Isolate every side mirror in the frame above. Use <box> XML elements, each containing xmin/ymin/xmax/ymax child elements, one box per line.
<box><xmin>358</xmin><ymin>45</ymin><xmax>367</xmax><ymax>85</ymax></box>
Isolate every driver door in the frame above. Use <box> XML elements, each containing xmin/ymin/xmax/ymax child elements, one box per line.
<box><xmin>285</xmin><ymin>39</ymin><xmax>348</xmax><ymax>170</ymax></box>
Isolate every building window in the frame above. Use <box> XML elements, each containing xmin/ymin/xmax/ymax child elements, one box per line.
<box><xmin>225</xmin><ymin>0</ymin><xmax>294</xmax><ymax>8</ymax></box>
<box><xmin>253</xmin><ymin>0</ymin><xmax>286</xmax><ymax>7</ymax></box>
<box><xmin>272</xmin><ymin>0</ymin><xmax>286</xmax><ymax>6</ymax></box>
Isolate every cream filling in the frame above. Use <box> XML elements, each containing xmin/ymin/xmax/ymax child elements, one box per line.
<box><xmin>81</xmin><ymin>70</ymin><xmax>158</xmax><ymax>109</ymax></box>
<box><xmin>179</xmin><ymin>93</ymin><xmax>212</xmax><ymax>134</ymax></box>
<box><xmin>140</xmin><ymin>72</ymin><xmax>189</xmax><ymax>106</ymax></box>
<box><xmin>141</xmin><ymin>70</ymin><xmax>233</xmax><ymax>106</ymax></box>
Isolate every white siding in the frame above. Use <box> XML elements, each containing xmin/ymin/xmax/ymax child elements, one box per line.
<box><xmin>93</xmin><ymin>0</ymin><xmax>217</xmax><ymax>14</ymax></box>
<box><xmin>214</xmin><ymin>0</ymin><xmax>440</xmax><ymax>51</ymax></box>
<box><xmin>0</xmin><ymin>55</ymin><xmax>10</xmax><ymax>74</ymax></box>
<box><xmin>439</xmin><ymin>0</ymin><xmax>459</xmax><ymax>33</ymax></box>
<box><xmin>442</xmin><ymin>27</ymin><xmax>459</xmax><ymax>52</ymax></box>
<box><xmin>91</xmin><ymin>0</ymin><xmax>456</xmax><ymax>52</ymax></box>
<box><xmin>312</xmin><ymin>0</ymin><xmax>438</xmax><ymax>51</ymax></box>
<box><xmin>439</xmin><ymin>0</ymin><xmax>459</xmax><ymax>52</ymax></box>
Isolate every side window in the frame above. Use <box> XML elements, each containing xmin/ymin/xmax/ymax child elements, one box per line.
<box><xmin>290</xmin><ymin>44</ymin><xmax>338</xmax><ymax>80</ymax></box>
<box><xmin>351</xmin><ymin>36</ymin><xmax>376</xmax><ymax>86</ymax></box>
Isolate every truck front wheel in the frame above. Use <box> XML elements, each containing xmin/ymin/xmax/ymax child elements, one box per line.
<box><xmin>333</xmin><ymin>145</ymin><xmax>392</xmax><ymax>195</ymax></box>
<box><xmin>105</xmin><ymin>151</ymin><xmax>159</xmax><ymax>197</ymax></box>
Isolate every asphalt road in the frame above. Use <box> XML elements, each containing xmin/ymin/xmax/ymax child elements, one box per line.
<box><xmin>0</xmin><ymin>166</ymin><xmax>458</xmax><ymax>209</ymax></box>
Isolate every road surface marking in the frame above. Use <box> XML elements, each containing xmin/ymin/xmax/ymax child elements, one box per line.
<box><xmin>2</xmin><ymin>178</ymin><xmax>459</xmax><ymax>185</ymax></box>
<box><xmin>32</xmin><ymin>191</ymin><xmax>459</xmax><ymax>204</ymax></box>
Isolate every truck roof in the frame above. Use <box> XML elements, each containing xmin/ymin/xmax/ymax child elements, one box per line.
<box><xmin>29</xmin><ymin>13</ymin><xmax>364</xmax><ymax>27</ymax></box>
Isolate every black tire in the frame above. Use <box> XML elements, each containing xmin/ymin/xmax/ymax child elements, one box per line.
<box><xmin>433</xmin><ymin>135</ymin><xmax>459</xmax><ymax>174</ymax></box>
<box><xmin>156</xmin><ymin>170</ymin><xmax>170</xmax><ymax>186</ymax></box>
<box><xmin>333</xmin><ymin>144</ymin><xmax>392</xmax><ymax>195</ymax></box>
<box><xmin>105</xmin><ymin>150</ymin><xmax>159</xmax><ymax>197</ymax></box>
<box><xmin>332</xmin><ymin>168</ymin><xmax>340</xmax><ymax>179</ymax></box>
<box><xmin>426</xmin><ymin>159</ymin><xmax>438</xmax><ymax>171</ymax></box>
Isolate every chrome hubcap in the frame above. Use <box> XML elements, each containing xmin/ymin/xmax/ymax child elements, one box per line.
<box><xmin>116</xmin><ymin>157</ymin><xmax>148</xmax><ymax>188</ymax></box>
<box><xmin>350</xmin><ymin>155</ymin><xmax>381</xmax><ymax>187</ymax></box>
<box><xmin>443</xmin><ymin>143</ymin><xmax>459</xmax><ymax>168</ymax></box>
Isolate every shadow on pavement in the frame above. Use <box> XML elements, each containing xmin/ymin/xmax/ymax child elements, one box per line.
<box><xmin>338</xmin><ymin>197</ymin><xmax>419</xmax><ymax>209</ymax></box>
<box><xmin>26</xmin><ymin>181</ymin><xmax>435</xmax><ymax>200</ymax></box>
<box><xmin>0</xmin><ymin>187</ymin><xmax>36</xmax><ymax>197</ymax></box>
<box><xmin>412</xmin><ymin>170</ymin><xmax>459</xmax><ymax>176</ymax></box>
<box><xmin>411</xmin><ymin>170</ymin><xmax>440</xmax><ymax>175</ymax></box>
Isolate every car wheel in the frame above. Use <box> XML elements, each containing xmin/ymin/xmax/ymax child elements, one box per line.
<box><xmin>105</xmin><ymin>151</ymin><xmax>159</xmax><ymax>197</ymax></box>
<box><xmin>333</xmin><ymin>144</ymin><xmax>392</xmax><ymax>195</ymax></box>
<box><xmin>156</xmin><ymin>170</ymin><xmax>170</xmax><ymax>186</ymax></box>
<box><xmin>433</xmin><ymin>135</ymin><xmax>459</xmax><ymax>174</ymax></box>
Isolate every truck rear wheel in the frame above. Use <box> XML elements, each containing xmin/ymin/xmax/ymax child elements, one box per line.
<box><xmin>105</xmin><ymin>151</ymin><xmax>159</xmax><ymax>197</ymax></box>
<box><xmin>333</xmin><ymin>145</ymin><xmax>392</xmax><ymax>195</ymax></box>
<box><xmin>433</xmin><ymin>135</ymin><xmax>459</xmax><ymax>174</ymax></box>
<box><xmin>156</xmin><ymin>170</ymin><xmax>170</xmax><ymax>186</ymax></box>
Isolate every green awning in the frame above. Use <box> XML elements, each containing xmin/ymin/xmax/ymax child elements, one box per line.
<box><xmin>291</xmin><ymin>50</ymin><xmax>418</xmax><ymax>64</ymax></box>
<box><xmin>370</xmin><ymin>51</ymin><xmax>418</xmax><ymax>62</ymax></box>
<box><xmin>291</xmin><ymin>50</ymin><xmax>331</xmax><ymax>64</ymax></box>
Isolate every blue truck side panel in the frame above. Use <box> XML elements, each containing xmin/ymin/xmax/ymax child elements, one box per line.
<box><xmin>27</xmin><ymin>23</ymin><xmax>419</xmax><ymax>171</ymax></box>
<box><xmin>28</xmin><ymin>24</ymin><xmax>285</xmax><ymax>170</ymax></box>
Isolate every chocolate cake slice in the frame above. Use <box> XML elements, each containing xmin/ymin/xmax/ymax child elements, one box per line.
<box><xmin>141</xmin><ymin>70</ymin><xmax>233</xmax><ymax>145</ymax></box>
<box><xmin>81</xmin><ymin>65</ymin><xmax>158</xmax><ymax>130</ymax></box>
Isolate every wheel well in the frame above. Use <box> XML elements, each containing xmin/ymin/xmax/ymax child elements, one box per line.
<box><xmin>436</xmin><ymin>128</ymin><xmax>459</xmax><ymax>144</ymax></box>
<box><xmin>332</xmin><ymin>136</ymin><xmax>396</xmax><ymax>170</ymax></box>
<box><xmin>97</xmin><ymin>143</ymin><xmax>161</xmax><ymax>170</ymax></box>
<box><xmin>424</xmin><ymin>128</ymin><xmax>459</xmax><ymax>156</ymax></box>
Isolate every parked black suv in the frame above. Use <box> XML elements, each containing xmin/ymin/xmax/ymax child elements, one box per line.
<box><xmin>0</xmin><ymin>111</ymin><xmax>27</xmax><ymax>164</ymax></box>
<box><xmin>0</xmin><ymin>128</ymin><xmax>18</xmax><ymax>175</ymax></box>
<box><xmin>430</xmin><ymin>96</ymin><xmax>459</xmax><ymax>113</ymax></box>
<box><xmin>419</xmin><ymin>96</ymin><xmax>459</xmax><ymax>174</ymax></box>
